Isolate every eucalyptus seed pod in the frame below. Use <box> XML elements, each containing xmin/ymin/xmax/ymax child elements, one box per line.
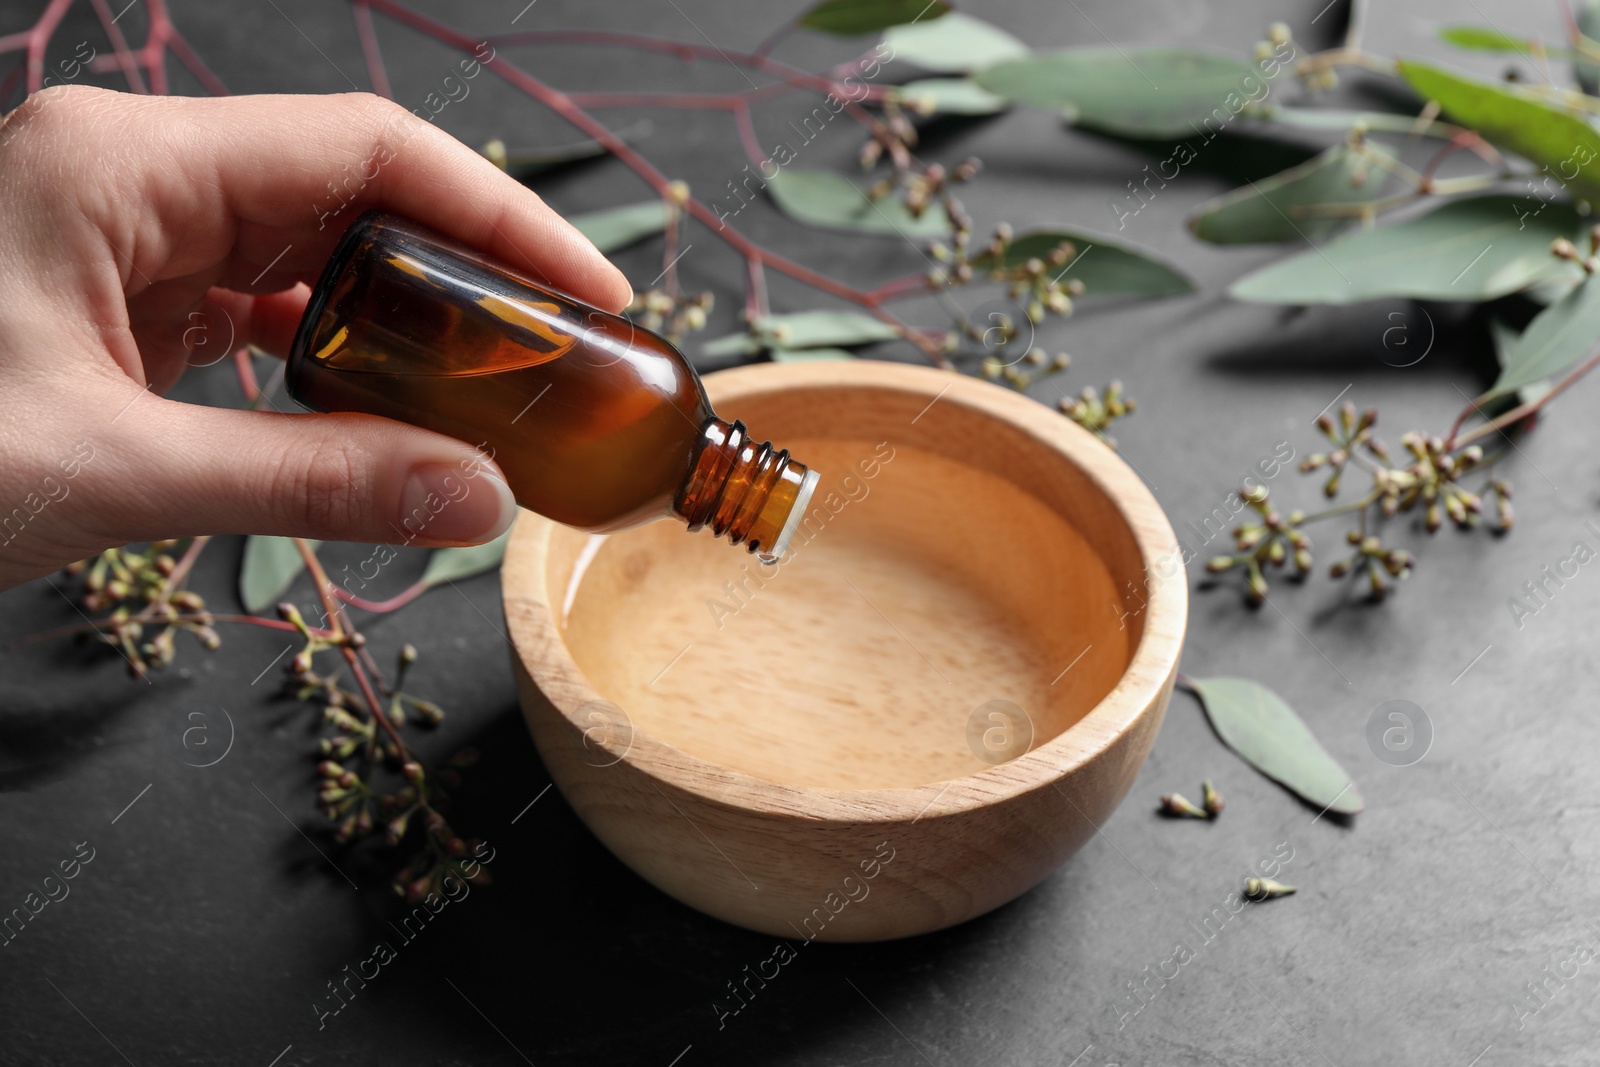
<box><xmin>1160</xmin><ymin>793</ymin><xmax>1208</xmax><ymax>818</ymax></box>
<box><xmin>1245</xmin><ymin>877</ymin><xmax>1295</xmax><ymax>900</ymax></box>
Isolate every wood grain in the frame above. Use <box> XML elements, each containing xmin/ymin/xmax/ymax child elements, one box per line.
<box><xmin>504</xmin><ymin>361</ymin><xmax>1187</xmax><ymax>941</ymax></box>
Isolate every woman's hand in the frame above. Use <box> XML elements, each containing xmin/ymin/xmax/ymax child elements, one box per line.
<box><xmin>0</xmin><ymin>86</ymin><xmax>632</xmax><ymax>590</ymax></box>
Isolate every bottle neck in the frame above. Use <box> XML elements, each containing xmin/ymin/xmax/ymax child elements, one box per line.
<box><xmin>674</xmin><ymin>418</ymin><xmax>819</xmax><ymax>561</ymax></box>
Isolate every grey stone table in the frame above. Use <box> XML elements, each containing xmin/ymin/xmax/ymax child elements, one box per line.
<box><xmin>1</xmin><ymin>0</ymin><xmax>1594</xmax><ymax>1063</ymax></box>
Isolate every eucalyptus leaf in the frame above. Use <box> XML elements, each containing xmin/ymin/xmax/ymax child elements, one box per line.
<box><xmin>1229</xmin><ymin>195</ymin><xmax>1584</xmax><ymax>305</ymax></box>
<box><xmin>419</xmin><ymin>529</ymin><xmax>512</xmax><ymax>588</ymax></box>
<box><xmin>894</xmin><ymin>77</ymin><xmax>1008</xmax><ymax>115</ymax></box>
<box><xmin>567</xmin><ymin>201</ymin><xmax>668</xmax><ymax>254</ymax></box>
<box><xmin>1189</xmin><ymin>676</ymin><xmax>1364</xmax><ymax>815</ymax></box>
<box><xmin>1485</xmin><ymin>318</ymin><xmax>1552</xmax><ymax>414</ymax></box>
<box><xmin>1485</xmin><ymin>275</ymin><xmax>1600</xmax><ymax>401</ymax></box>
<box><xmin>970</xmin><ymin>228</ymin><xmax>1194</xmax><ymax>296</ymax></box>
<box><xmin>703</xmin><ymin>310</ymin><xmax>900</xmax><ymax>357</ymax></box>
<box><xmin>1576</xmin><ymin>2</ymin><xmax>1600</xmax><ymax>94</ymax></box>
<box><xmin>770</xmin><ymin>347</ymin><xmax>856</xmax><ymax>362</ymax></box>
<box><xmin>976</xmin><ymin>48</ymin><xmax>1264</xmax><ymax>138</ymax></box>
<box><xmin>1188</xmin><ymin>140</ymin><xmax>1401</xmax><ymax>245</ymax></box>
<box><xmin>881</xmin><ymin>11</ymin><xmax>1027</xmax><ymax>72</ymax></box>
<box><xmin>798</xmin><ymin>0</ymin><xmax>949</xmax><ymax>36</ymax></box>
<box><xmin>241</xmin><ymin>536</ymin><xmax>319</xmax><ymax>615</ymax></box>
<box><xmin>1255</xmin><ymin>106</ymin><xmax>1457</xmax><ymax>137</ymax></box>
<box><xmin>766</xmin><ymin>169</ymin><xmax>952</xmax><ymax>237</ymax></box>
<box><xmin>1437</xmin><ymin>25</ymin><xmax>1563</xmax><ymax>55</ymax></box>
<box><xmin>493</xmin><ymin>121</ymin><xmax>653</xmax><ymax>179</ymax></box>
<box><xmin>1397</xmin><ymin>60</ymin><xmax>1600</xmax><ymax>203</ymax></box>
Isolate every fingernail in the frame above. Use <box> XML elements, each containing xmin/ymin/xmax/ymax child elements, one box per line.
<box><xmin>397</xmin><ymin>462</ymin><xmax>517</xmax><ymax>544</ymax></box>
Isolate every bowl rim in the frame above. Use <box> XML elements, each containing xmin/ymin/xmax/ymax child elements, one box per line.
<box><xmin>503</xmin><ymin>360</ymin><xmax>1187</xmax><ymax>824</ymax></box>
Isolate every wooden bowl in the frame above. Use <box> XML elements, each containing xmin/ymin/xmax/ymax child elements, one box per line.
<box><xmin>503</xmin><ymin>361</ymin><xmax>1186</xmax><ymax>941</ymax></box>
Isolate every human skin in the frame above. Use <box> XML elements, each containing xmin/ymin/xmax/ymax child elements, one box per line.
<box><xmin>0</xmin><ymin>86</ymin><xmax>633</xmax><ymax>591</ymax></box>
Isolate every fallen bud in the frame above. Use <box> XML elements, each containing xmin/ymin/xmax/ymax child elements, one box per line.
<box><xmin>1245</xmin><ymin>876</ymin><xmax>1296</xmax><ymax>901</ymax></box>
<box><xmin>1159</xmin><ymin>792</ymin><xmax>1209</xmax><ymax>818</ymax></box>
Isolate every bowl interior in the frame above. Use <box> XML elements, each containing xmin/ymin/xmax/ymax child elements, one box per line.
<box><xmin>549</xmin><ymin>375</ymin><xmax>1150</xmax><ymax>792</ymax></box>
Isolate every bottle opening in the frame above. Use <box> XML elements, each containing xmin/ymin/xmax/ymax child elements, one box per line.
<box><xmin>673</xmin><ymin>418</ymin><xmax>819</xmax><ymax>558</ymax></box>
<box><xmin>763</xmin><ymin>468</ymin><xmax>821</xmax><ymax>564</ymax></box>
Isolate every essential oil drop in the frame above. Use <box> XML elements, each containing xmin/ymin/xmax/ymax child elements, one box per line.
<box><xmin>287</xmin><ymin>211</ymin><xmax>819</xmax><ymax>558</ymax></box>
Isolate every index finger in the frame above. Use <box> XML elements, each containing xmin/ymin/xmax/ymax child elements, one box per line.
<box><xmin>32</xmin><ymin>87</ymin><xmax>635</xmax><ymax>313</ymax></box>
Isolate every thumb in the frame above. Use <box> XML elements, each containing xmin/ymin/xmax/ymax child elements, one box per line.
<box><xmin>108</xmin><ymin>399</ymin><xmax>518</xmax><ymax>547</ymax></box>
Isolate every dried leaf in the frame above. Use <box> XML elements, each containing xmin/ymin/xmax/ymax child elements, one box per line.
<box><xmin>1188</xmin><ymin>676</ymin><xmax>1363</xmax><ymax>815</ymax></box>
<box><xmin>241</xmin><ymin>536</ymin><xmax>319</xmax><ymax>614</ymax></box>
<box><xmin>798</xmin><ymin>0</ymin><xmax>950</xmax><ymax>36</ymax></box>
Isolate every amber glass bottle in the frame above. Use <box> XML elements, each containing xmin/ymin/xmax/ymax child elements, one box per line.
<box><xmin>287</xmin><ymin>211</ymin><xmax>819</xmax><ymax>560</ymax></box>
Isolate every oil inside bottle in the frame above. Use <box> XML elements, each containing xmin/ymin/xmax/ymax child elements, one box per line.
<box><xmin>288</xmin><ymin>211</ymin><xmax>818</xmax><ymax>556</ymax></box>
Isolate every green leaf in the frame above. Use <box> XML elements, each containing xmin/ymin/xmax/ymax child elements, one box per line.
<box><xmin>1189</xmin><ymin>677</ymin><xmax>1364</xmax><ymax>815</ymax></box>
<box><xmin>766</xmin><ymin>169</ymin><xmax>952</xmax><ymax>237</ymax></box>
<box><xmin>881</xmin><ymin>11</ymin><xmax>1027</xmax><ymax>72</ymax></box>
<box><xmin>1575</xmin><ymin>2</ymin><xmax>1600</xmax><ymax>94</ymax></box>
<box><xmin>1486</xmin><ymin>276</ymin><xmax>1600</xmax><ymax>400</ymax></box>
<box><xmin>894</xmin><ymin>77</ymin><xmax>1008</xmax><ymax>115</ymax></box>
<box><xmin>970</xmin><ymin>228</ymin><xmax>1194</xmax><ymax>296</ymax></box>
<box><xmin>567</xmin><ymin>201</ymin><xmax>668</xmax><ymax>254</ymax></box>
<box><xmin>240</xmin><ymin>536</ymin><xmax>319</xmax><ymax>615</ymax></box>
<box><xmin>1254</xmin><ymin>106</ymin><xmax>1455</xmax><ymax>136</ymax></box>
<box><xmin>492</xmin><ymin>121</ymin><xmax>653</xmax><ymax>179</ymax></box>
<box><xmin>419</xmin><ymin>529</ymin><xmax>512</xmax><ymax>588</ymax></box>
<box><xmin>1484</xmin><ymin>318</ymin><xmax>1552</xmax><ymax>414</ymax></box>
<box><xmin>976</xmin><ymin>48</ymin><xmax>1264</xmax><ymax>138</ymax></box>
<box><xmin>1437</xmin><ymin>25</ymin><xmax>1560</xmax><ymax>55</ymax></box>
<box><xmin>1397</xmin><ymin>59</ymin><xmax>1600</xmax><ymax>203</ymax></box>
<box><xmin>1188</xmin><ymin>140</ymin><xmax>1401</xmax><ymax>245</ymax></box>
<box><xmin>1229</xmin><ymin>195</ymin><xmax>1584</xmax><ymax>305</ymax></box>
<box><xmin>703</xmin><ymin>310</ymin><xmax>900</xmax><ymax>357</ymax></box>
<box><xmin>770</xmin><ymin>347</ymin><xmax>856</xmax><ymax>362</ymax></box>
<box><xmin>798</xmin><ymin>0</ymin><xmax>949</xmax><ymax>36</ymax></box>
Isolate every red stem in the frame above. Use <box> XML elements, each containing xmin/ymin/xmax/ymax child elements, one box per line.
<box><xmin>291</xmin><ymin>537</ymin><xmax>412</xmax><ymax>759</ymax></box>
<box><xmin>86</xmin><ymin>0</ymin><xmax>148</xmax><ymax>93</ymax></box>
<box><xmin>731</xmin><ymin>101</ymin><xmax>765</xmax><ymax>169</ymax></box>
<box><xmin>20</xmin><ymin>612</ymin><xmax>335</xmax><ymax>646</ymax></box>
<box><xmin>233</xmin><ymin>348</ymin><xmax>260</xmax><ymax>403</ymax></box>
<box><xmin>566</xmin><ymin>90</ymin><xmax>742</xmax><ymax>110</ymax></box>
<box><xmin>364</xmin><ymin>0</ymin><xmax>946</xmax><ymax>364</ymax></box>
<box><xmin>1448</xmin><ymin>343</ymin><xmax>1600</xmax><ymax>450</ymax></box>
<box><xmin>1417</xmin><ymin>130</ymin><xmax>1499</xmax><ymax>190</ymax></box>
<box><xmin>333</xmin><ymin>578</ymin><xmax>431</xmax><ymax>614</ymax></box>
<box><xmin>868</xmin><ymin>272</ymin><xmax>933</xmax><ymax>303</ymax></box>
<box><xmin>24</xmin><ymin>0</ymin><xmax>74</xmax><ymax>92</ymax></box>
<box><xmin>745</xmin><ymin>256</ymin><xmax>769</xmax><ymax>318</ymax></box>
<box><xmin>159</xmin><ymin>23</ymin><xmax>228</xmax><ymax>95</ymax></box>
<box><xmin>751</xmin><ymin>20</ymin><xmax>794</xmax><ymax>60</ymax></box>
<box><xmin>351</xmin><ymin>0</ymin><xmax>391</xmax><ymax>98</ymax></box>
